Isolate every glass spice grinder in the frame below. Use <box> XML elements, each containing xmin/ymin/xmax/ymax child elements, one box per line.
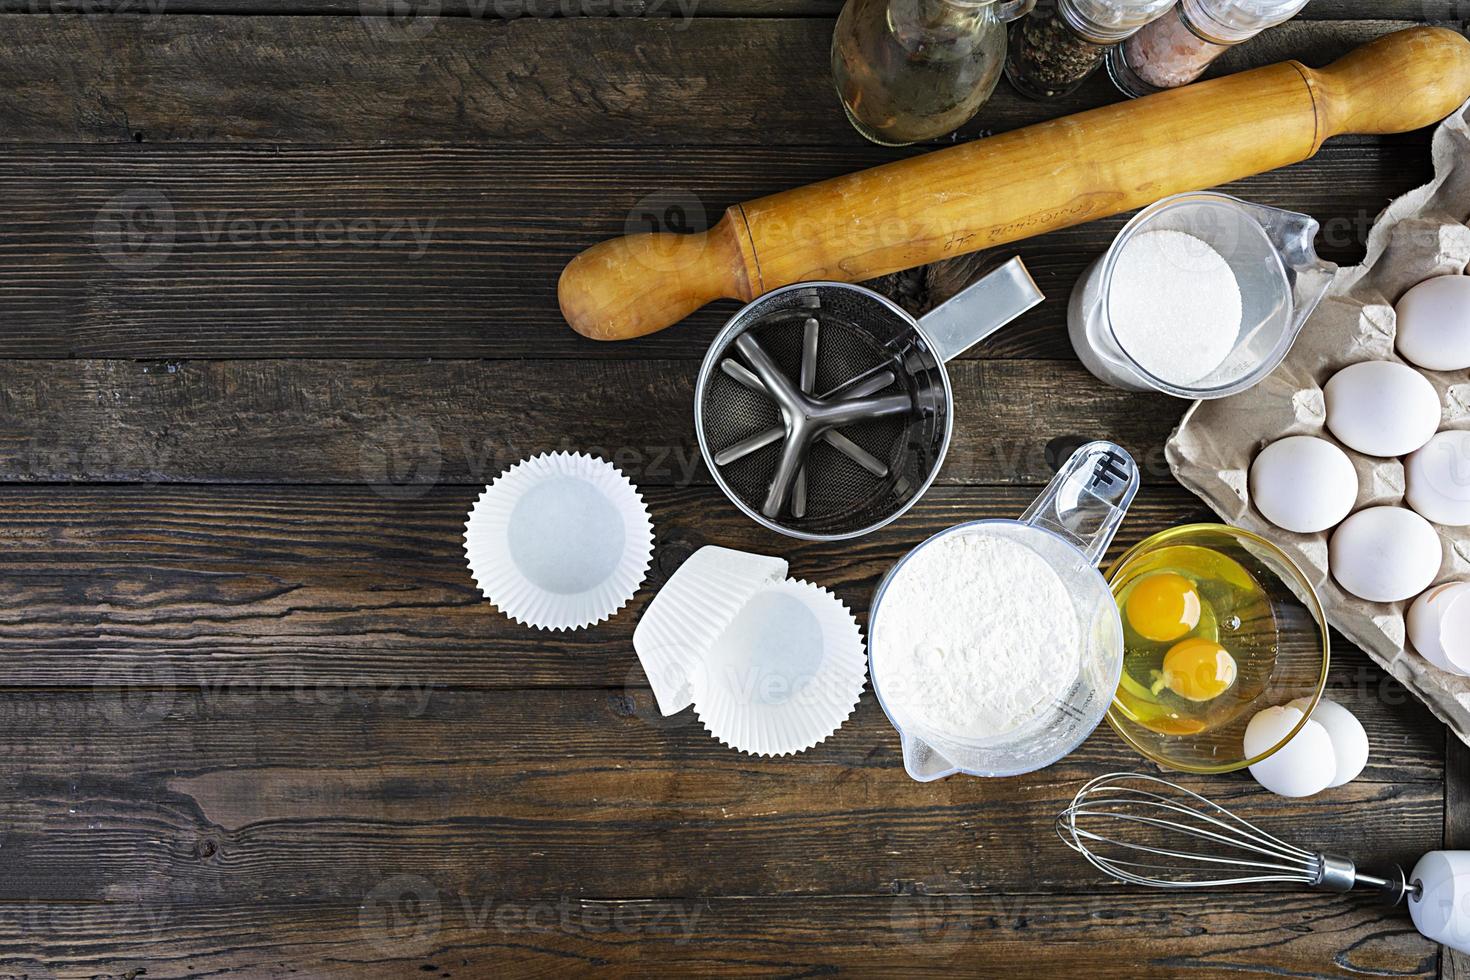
<box><xmin>1107</xmin><ymin>0</ymin><xmax>1311</xmax><ymax>97</ymax></box>
<box><xmin>832</xmin><ymin>0</ymin><xmax>1036</xmax><ymax>146</ymax></box>
<box><xmin>1005</xmin><ymin>0</ymin><xmax>1178</xmax><ymax>100</ymax></box>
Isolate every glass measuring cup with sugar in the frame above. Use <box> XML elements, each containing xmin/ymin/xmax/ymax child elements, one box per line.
<box><xmin>867</xmin><ymin>441</ymin><xmax>1139</xmax><ymax>781</ymax></box>
<box><xmin>1068</xmin><ymin>192</ymin><xmax>1336</xmax><ymax>399</ymax></box>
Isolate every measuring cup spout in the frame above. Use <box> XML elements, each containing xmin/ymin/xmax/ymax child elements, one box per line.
<box><xmin>916</xmin><ymin>256</ymin><xmax>1045</xmax><ymax>363</ymax></box>
<box><xmin>1021</xmin><ymin>441</ymin><xmax>1140</xmax><ymax>565</ymax></box>
<box><xmin>1233</xmin><ymin>197</ymin><xmax>1337</xmax><ymax>347</ymax></box>
<box><xmin>899</xmin><ymin>732</ymin><xmax>959</xmax><ymax>782</ymax></box>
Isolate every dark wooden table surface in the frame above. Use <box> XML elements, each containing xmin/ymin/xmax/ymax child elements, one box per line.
<box><xmin>0</xmin><ymin>2</ymin><xmax>1467</xmax><ymax>976</ymax></box>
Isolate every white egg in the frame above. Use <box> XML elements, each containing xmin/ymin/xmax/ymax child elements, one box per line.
<box><xmin>1406</xmin><ymin>430</ymin><xmax>1470</xmax><ymax>527</ymax></box>
<box><xmin>1396</xmin><ymin>275</ymin><xmax>1470</xmax><ymax>372</ymax></box>
<box><xmin>1408</xmin><ymin>581</ymin><xmax>1470</xmax><ymax>675</ymax></box>
<box><xmin>1249</xmin><ymin>436</ymin><xmax>1359</xmax><ymax>533</ymax></box>
<box><xmin>1243</xmin><ymin>705</ymin><xmax>1335</xmax><ymax>798</ymax></box>
<box><xmin>1329</xmin><ymin>506</ymin><xmax>1443</xmax><ymax>603</ymax></box>
<box><xmin>1324</xmin><ymin>361</ymin><xmax>1441</xmax><ymax>457</ymax></box>
<box><xmin>1286</xmin><ymin>696</ymin><xmax>1368</xmax><ymax>788</ymax></box>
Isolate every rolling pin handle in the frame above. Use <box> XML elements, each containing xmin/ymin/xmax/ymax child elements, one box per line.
<box><xmin>557</xmin><ymin>210</ymin><xmax>755</xmax><ymax>341</ymax></box>
<box><xmin>1307</xmin><ymin>26</ymin><xmax>1470</xmax><ymax>144</ymax></box>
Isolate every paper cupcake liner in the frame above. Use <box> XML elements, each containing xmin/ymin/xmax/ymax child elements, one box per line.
<box><xmin>633</xmin><ymin>546</ymin><xmax>789</xmax><ymax>715</ymax></box>
<box><xmin>690</xmin><ymin>579</ymin><xmax>866</xmax><ymax>756</ymax></box>
<box><xmin>463</xmin><ymin>452</ymin><xmax>654</xmax><ymax>631</ymax></box>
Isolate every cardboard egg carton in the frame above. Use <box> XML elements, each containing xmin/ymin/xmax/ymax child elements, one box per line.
<box><xmin>1168</xmin><ymin>100</ymin><xmax>1470</xmax><ymax>743</ymax></box>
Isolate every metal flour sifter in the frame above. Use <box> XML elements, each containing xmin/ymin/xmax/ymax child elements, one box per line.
<box><xmin>694</xmin><ymin>257</ymin><xmax>1043</xmax><ymax>540</ymax></box>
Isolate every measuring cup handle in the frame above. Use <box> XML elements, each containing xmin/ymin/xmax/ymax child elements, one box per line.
<box><xmin>916</xmin><ymin>256</ymin><xmax>1045</xmax><ymax>363</ymax></box>
<box><xmin>1020</xmin><ymin>441</ymin><xmax>1140</xmax><ymax>566</ymax></box>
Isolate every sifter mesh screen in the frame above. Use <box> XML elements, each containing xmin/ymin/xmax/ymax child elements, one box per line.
<box><xmin>698</xmin><ymin>285</ymin><xmax>950</xmax><ymax>539</ymax></box>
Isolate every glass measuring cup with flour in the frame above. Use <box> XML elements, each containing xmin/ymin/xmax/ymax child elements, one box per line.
<box><xmin>1068</xmin><ymin>192</ymin><xmax>1335</xmax><ymax>398</ymax></box>
<box><xmin>868</xmin><ymin>441</ymin><xmax>1139</xmax><ymax>781</ymax></box>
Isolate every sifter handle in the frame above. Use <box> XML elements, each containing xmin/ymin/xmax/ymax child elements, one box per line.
<box><xmin>915</xmin><ymin>257</ymin><xmax>1044</xmax><ymax>363</ymax></box>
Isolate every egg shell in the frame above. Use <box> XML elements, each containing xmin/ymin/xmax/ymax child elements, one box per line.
<box><xmin>1406</xmin><ymin>430</ymin><xmax>1470</xmax><ymax>527</ymax></box>
<box><xmin>1396</xmin><ymin>274</ymin><xmax>1470</xmax><ymax>372</ymax></box>
<box><xmin>1408</xmin><ymin>581</ymin><xmax>1470</xmax><ymax>675</ymax></box>
<box><xmin>1329</xmin><ymin>506</ymin><xmax>1443</xmax><ymax>603</ymax></box>
<box><xmin>1286</xmin><ymin>696</ymin><xmax>1368</xmax><ymax>788</ymax></box>
<box><xmin>1324</xmin><ymin>361</ymin><xmax>1441</xmax><ymax>457</ymax></box>
<box><xmin>1249</xmin><ymin>436</ymin><xmax>1359</xmax><ymax>534</ymax></box>
<box><xmin>1244</xmin><ymin>705</ymin><xmax>1336</xmax><ymax>798</ymax></box>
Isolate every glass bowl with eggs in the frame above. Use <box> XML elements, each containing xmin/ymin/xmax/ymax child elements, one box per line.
<box><xmin>1104</xmin><ymin>523</ymin><xmax>1330</xmax><ymax>773</ymax></box>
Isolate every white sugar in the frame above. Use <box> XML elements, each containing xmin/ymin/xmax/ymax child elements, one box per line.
<box><xmin>1107</xmin><ymin>229</ymin><xmax>1242</xmax><ymax>386</ymax></box>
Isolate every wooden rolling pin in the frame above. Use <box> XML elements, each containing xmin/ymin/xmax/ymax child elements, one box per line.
<box><xmin>559</xmin><ymin>26</ymin><xmax>1470</xmax><ymax>341</ymax></box>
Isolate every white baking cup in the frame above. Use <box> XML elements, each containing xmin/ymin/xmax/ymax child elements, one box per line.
<box><xmin>463</xmin><ymin>452</ymin><xmax>654</xmax><ymax>631</ymax></box>
<box><xmin>690</xmin><ymin>579</ymin><xmax>866</xmax><ymax>756</ymax></box>
<box><xmin>632</xmin><ymin>546</ymin><xmax>788</xmax><ymax>715</ymax></box>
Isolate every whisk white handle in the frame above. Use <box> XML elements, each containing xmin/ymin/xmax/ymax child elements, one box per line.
<box><xmin>1409</xmin><ymin>852</ymin><xmax>1470</xmax><ymax>955</ymax></box>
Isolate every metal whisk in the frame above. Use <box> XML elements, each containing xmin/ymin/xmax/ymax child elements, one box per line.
<box><xmin>1057</xmin><ymin>773</ymin><xmax>1412</xmax><ymax>904</ymax></box>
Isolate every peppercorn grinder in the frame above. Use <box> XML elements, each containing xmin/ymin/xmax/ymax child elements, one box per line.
<box><xmin>695</xmin><ymin>257</ymin><xmax>1043</xmax><ymax>541</ymax></box>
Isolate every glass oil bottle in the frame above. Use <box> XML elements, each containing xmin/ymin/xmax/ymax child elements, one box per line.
<box><xmin>832</xmin><ymin>0</ymin><xmax>1036</xmax><ymax>145</ymax></box>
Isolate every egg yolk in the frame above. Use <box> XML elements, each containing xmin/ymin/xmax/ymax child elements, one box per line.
<box><xmin>1125</xmin><ymin>573</ymin><xmax>1203</xmax><ymax>642</ymax></box>
<box><xmin>1162</xmin><ymin>638</ymin><xmax>1238</xmax><ymax>702</ymax></box>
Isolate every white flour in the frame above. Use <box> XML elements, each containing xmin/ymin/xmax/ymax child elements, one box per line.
<box><xmin>873</xmin><ymin>531</ymin><xmax>1081</xmax><ymax>739</ymax></box>
<box><xmin>1108</xmin><ymin>228</ymin><xmax>1242</xmax><ymax>386</ymax></box>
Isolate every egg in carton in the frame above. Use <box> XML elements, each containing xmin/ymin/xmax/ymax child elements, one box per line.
<box><xmin>1167</xmin><ymin>99</ymin><xmax>1470</xmax><ymax>742</ymax></box>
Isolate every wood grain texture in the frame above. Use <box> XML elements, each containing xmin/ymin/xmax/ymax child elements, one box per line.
<box><xmin>0</xmin><ymin>2</ymin><xmax>1459</xmax><ymax>975</ymax></box>
<box><xmin>0</xmin><ymin>892</ymin><xmax>1437</xmax><ymax>978</ymax></box>
<box><xmin>0</xmin><ymin>0</ymin><xmax>1453</xmax><ymax>16</ymax></box>
<box><xmin>0</xmin><ymin>483</ymin><xmax>1439</xmax><ymax>719</ymax></box>
<box><xmin>0</xmin><ymin>16</ymin><xmax>1439</xmax><ymax>145</ymax></box>
<box><xmin>0</xmin><ymin>141</ymin><xmax>1428</xmax><ymax>359</ymax></box>
<box><xmin>1443</xmin><ymin>736</ymin><xmax>1470</xmax><ymax>979</ymax></box>
<box><xmin>0</xmin><ymin>686</ymin><xmax>1441</xmax><ymax>901</ymax></box>
<box><xmin>0</xmin><ymin>357</ymin><xmax>1186</xmax><ymax>485</ymax></box>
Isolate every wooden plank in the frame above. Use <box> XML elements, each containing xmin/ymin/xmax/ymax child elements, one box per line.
<box><xmin>0</xmin><ymin>0</ymin><xmax>1448</xmax><ymax>18</ymax></box>
<box><xmin>0</xmin><ymin>140</ymin><xmax>1429</xmax><ymax>360</ymax></box>
<box><xmin>0</xmin><ymin>484</ymin><xmax>1203</xmax><ymax>687</ymax></box>
<box><xmin>0</xmin><ymin>357</ymin><xmax>1186</xmax><ymax>485</ymax></box>
<box><xmin>0</xmin><ymin>686</ymin><xmax>1442</xmax><ymax>904</ymax></box>
<box><xmin>0</xmin><ymin>16</ymin><xmax>1434</xmax><ymax>144</ymax></box>
<box><xmin>1442</xmin><ymin>736</ymin><xmax>1470</xmax><ymax>979</ymax></box>
<box><xmin>0</xmin><ymin>483</ymin><xmax>1440</xmax><ymax>788</ymax></box>
<box><xmin>0</xmin><ymin>891</ymin><xmax>1438</xmax><ymax>977</ymax></box>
